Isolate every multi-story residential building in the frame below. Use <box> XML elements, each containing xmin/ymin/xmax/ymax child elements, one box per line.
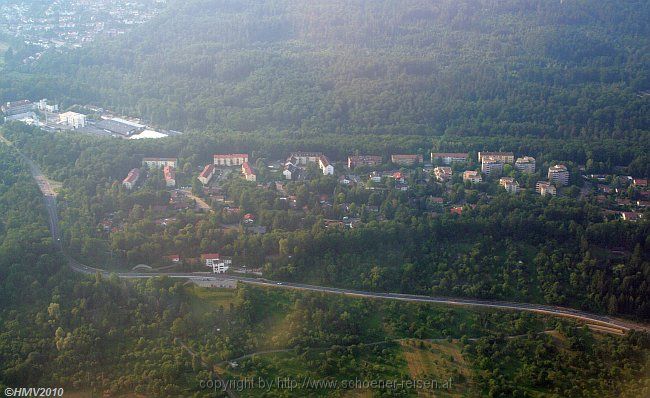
<box><xmin>1</xmin><ymin>100</ymin><xmax>35</xmax><ymax>116</ymax></box>
<box><xmin>434</xmin><ymin>166</ymin><xmax>453</xmax><ymax>182</ymax></box>
<box><xmin>548</xmin><ymin>164</ymin><xmax>569</xmax><ymax>186</ymax></box>
<box><xmin>59</xmin><ymin>111</ymin><xmax>86</xmax><ymax>128</ymax></box>
<box><xmin>287</xmin><ymin>152</ymin><xmax>322</xmax><ymax>165</ymax></box>
<box><xmin>213</xmin><ymin>154</ymin><xmax>249</xmax><ymax>166</ymax></box>
<box><xmin>142</xmin><ymin>157</ymin><xmax>178</xmax><ymax>168</ymax></box>
<box><xmin>286</xmin><ymin>152</ymin><xmax>333</xmax><ymax>175</ymax></box>
<box><xmin>536</xmin><ymin>181</ymin><xmax>557</xmax><ymax>196</ymax></box>
<box><xmin>391</xmin><ymin>154</ymin><xmax>423</xmax><ymax>166</ymax></box>
<box><xmin>463</xmin><ymin>170</ymin><xmax>482</xmax><ymax>183</ymax></box>
<box><xmin>122</xmin><ymin>168</ymin><xmax>140</xmax><ymax>190</ymax></box>
<box><xmin>242</xmin><ymin>162</ymin><xmax>257</xmax><ymax>182</ymax></box>
<box><xmin>318</xmin><ymin>155</ymin><xmax>334</xmax><ymax>175</ymax></box>
<box><xmin>163</xmin><ymin>165</ymin><xmax>176</xmax><ymax>187</ymax></box>
<box><xmin>478</xmin><ymin>151</ymin><xmax>515</xmax><ymax>164</ymax></box>
<box><xmin>348</xmin><ymin>155</ymin><xmax>382</xmax><ymax>169</ymax></box>
<box><xmin>481</xmin><ymin>156</ymin><xmax>504</xmax><ymax>176</ymax></box>
<box><xmin>198</xmin><ymin>164</ymin><xmax>215</xmax><ymax>185</ymax></box>
<box><xmin>499</xmin><ymin>177</ymin><xmax>520</xmax><ymax>193</ymax></box>
<box><xmin>431</xmin><ymin>152</ymin><xmax>468</xmax><ymax>165</ymax></box>
<box><xmin>515</xmin><ymin>156</ymin><xmax>536</xmax><ymax>173</ymax></box>
<box><xmin>201</xmin><ymin>254</ymin><xmax>232</xmax><ymax>273</ymax></box>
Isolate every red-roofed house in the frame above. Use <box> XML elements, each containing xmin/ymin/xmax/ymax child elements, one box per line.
<box><xmin>198</xmin><ymin>164</ymin><xmax>215</xmax><ymax>185</ymax></box>
<box><xmin>633</xmin><ymin>178</ymin><xmax>648</xmax><ymax>187</ymax></box>
<box><xmin>122</xmin><ymin>168</ymin><xmax>140</xmax><ymax>190</ymax></box>
<box><xmin>163</xmin><ymin>165</ymin><xmax>176</xmax><ymax>187</ymax></box>
<box><xmin>318</xmin><ymin>155</ymin><xmax>334</xmax><ymax>175</ymax></box>
<box><xmin>165</xmin><ymin>254</ymin><xmax>180</xmax><ymax>263</ymax></box>
<box><xmin>242</xmin><ymin>162</ymin><xmax>257</xmax><ymax>181</ymax></box>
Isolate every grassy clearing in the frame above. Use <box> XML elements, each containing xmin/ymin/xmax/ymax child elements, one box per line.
<box><xmin>398</xmin><ymin>339</ymin><xmax>473</xmax><ymax>397</ymax></box>
<box><xmin>189</xmin><ymin>285</ymin><xmax>240</xmax><ymax>312</ymax></box>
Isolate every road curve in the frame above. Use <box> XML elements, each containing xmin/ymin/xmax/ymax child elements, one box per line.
<box><xmin>4</xmin><ymin>134</ymin><xmax>647</xmax><ymax>335</ymax></box>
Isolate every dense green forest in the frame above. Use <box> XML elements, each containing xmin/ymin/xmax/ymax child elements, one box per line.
<box><xmin>2</xmin><ymin>0</ymin><xmax>649</xmax><ymax>140</ymax></box>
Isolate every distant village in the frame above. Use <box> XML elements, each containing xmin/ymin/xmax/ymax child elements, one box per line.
<box><xmin>114</xmin><ymin>149</ymin><xmax>647</xmax><ymax>274</ymax></box>
<box><xmin>0</xmin><ymin>0</ymin><xmax>166</xmax><ymax>63</ymax></box>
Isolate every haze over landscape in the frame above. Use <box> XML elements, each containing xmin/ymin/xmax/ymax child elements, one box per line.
<box><xmin>0</xmin><ymin>1</ymin><xmax>649</xmax><ymax>397</ymax></box>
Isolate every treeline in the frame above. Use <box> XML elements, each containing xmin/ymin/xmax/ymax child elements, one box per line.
<box><xmin>1</xmin><ymin>0</ymin><xmax>649</xmax><ymax>140</ymax></box>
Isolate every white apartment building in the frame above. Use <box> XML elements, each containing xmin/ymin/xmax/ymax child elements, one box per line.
<box><xmin>548</xmin><ymin>164</ymin><xmax>569</xmax><ymax>186</ymax></box>
<box><xmin>481</xmin><ymin>156</ymin><xmax>504</xmax><ymax>176</ymax></box>
<box><xmin>515</xmin><ymin>156</ymin><xmax>536</xmax><ymax>173</ymax></box>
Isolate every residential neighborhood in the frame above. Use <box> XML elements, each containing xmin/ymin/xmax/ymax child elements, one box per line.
<box><xmin>0</xmin><ymin>0</ymin><xmax>167</xmax><ymax>63</ymax></box>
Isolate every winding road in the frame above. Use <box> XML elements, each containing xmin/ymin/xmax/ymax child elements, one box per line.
<box><xmin>3</xmin><ymin>133</ymin><xmax>647</xmax><ymax>335</ymax></box>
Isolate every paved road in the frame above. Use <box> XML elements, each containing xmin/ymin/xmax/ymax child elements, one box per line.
<box><xmin>3</xmin><ymin>134</ymin><xmax>647</xmax><ymax>335</ymax></box>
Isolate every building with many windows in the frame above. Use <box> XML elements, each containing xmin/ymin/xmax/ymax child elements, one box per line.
<box><xmin>287</xmin><ymin>152</ymin><xmax>321</xmax><ymax>165</ymax></box>
<box><xmin>213</xmin><ymin>154</ymin><xmax>249</xmax><ymax>166</ymax></box>
<box><xmin>201</xmin><ymin>254</ymin><xmax>232</xmax><ymax>273</ymax></box>
<box><xmin>59</xmin><ymin>111</ymin><xmax>87</xmax><ymax>129</ymax></box>
<box><xmin>478</xmin><ymin>151</ymin><xmax>515</xmax><ymax>164</ymax></box>
<box><xmin>481</xmin><ymin>156</ymin><xmax>504</xmax><ymax>176</ymax></box>
<box><xmin>463</xmin><ymin>170</ymin><xmax>482</xmax><ymax>183</ymax></box>
<box><xmin>391</xmin><ymin>154</ymin><xmax>423</xmax><ymax>166</ymax></box>
<box><xmin>286</xmin><ymin>152</ymin><xmax>333</xmax><ymax>176</ymax></box>
<box><xmin>142</xmin><ymin>157</ymin><xmax>178</xmax><ymax>168</ymax></box>
<box><xmin>431</xmin><ymin>152</ymin><xmax>468</xmax><ymax>165</ymax></box>
<box><xmin>1</xmin><ymin>100</ymin><xmax>34</xmax><ymax>116</ymax></box>
<box><xmin>548</xmin><ymin>164</ymin><xmax>569</xmax><ymax>186</ymax></box>
<box><xmin>348</xmin><ymin>155</ymin><xmax>382</xmax><ymax>169</ymax></box>
<box><xmin>536</xmin><ymin>181</ymin><xmax>557</xmax><ymax>196</ymax></box>
<box><xmin>515</xmin><ymin>156</ymin><xmax>536</xmax><ymax>173</ymax></box>
<box><xmin>499</xmin><ymin>177</ymin><xmax>520</xmax><ymax>193</ymax></box>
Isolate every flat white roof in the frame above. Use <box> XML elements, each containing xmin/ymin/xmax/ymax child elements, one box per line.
<box><xmin>129</xmin><ymin>130</ymin><xmax>168</xmax><ymax>140</ymax></box>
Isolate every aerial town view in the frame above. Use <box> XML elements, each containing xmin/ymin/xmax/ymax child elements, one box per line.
<box><xmin>0</xmin><ymin>1</ymin><xmax>648</xmax><ymax>397</ymax></box>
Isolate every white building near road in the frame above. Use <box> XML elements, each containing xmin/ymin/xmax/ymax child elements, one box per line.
<box><xmin>202</xmin><ymin>254</ymin><xmax>232</xmax><ymax>273</ymax></box>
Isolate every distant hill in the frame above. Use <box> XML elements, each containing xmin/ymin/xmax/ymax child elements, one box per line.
<box><xmin>2</xmin><ymin>0</ymin><xmax>649</xmax><ymax>139</ymax></box>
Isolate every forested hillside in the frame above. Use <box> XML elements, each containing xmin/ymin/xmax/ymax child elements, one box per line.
<box><xmin>2</xmin><ymin>0</ymin><xmax>649</xmax><ymax>138</ymax></box>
